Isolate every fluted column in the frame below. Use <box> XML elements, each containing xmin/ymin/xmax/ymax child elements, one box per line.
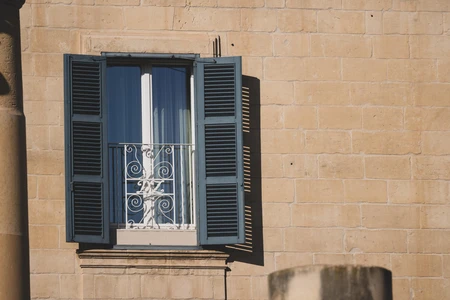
<box><xmin>0</xmin><ymin>0</ymin><xmax>30</xmax><ymax>299</ymax></box>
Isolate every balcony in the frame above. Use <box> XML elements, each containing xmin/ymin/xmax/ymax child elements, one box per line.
<box><xmin>109</xmin><ymin>143</ymin><xmax>196</xmax><ymax>236</ymax></box>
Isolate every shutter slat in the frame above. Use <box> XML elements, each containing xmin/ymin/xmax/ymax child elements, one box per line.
<box><xmin>65</xmin><ymin>54</ymin><xmax>109</xmax><ymax>244</ymax></box>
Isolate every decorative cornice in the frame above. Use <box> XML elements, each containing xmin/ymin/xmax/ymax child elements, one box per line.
<box><xmin>77</xmin><ymin>249</ymin><xmax>230</xmax><ymax>271</ymax></box>
<box><xmin>0</xmin><ymin>0</ymin><xmax>25</xmax><ymax>9</ymax></box>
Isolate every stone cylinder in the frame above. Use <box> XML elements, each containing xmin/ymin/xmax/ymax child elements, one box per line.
<box><xmin>269</xmin><ymin>265</ymin><xmax>392</xmax><ymax>300</ymax></box>
<box><xmin>0</xmin><ymin>0</ymin><xmax>31</xmax><ymax>299</ymax></box>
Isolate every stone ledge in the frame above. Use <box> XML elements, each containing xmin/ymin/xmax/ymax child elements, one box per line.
<box><xmin>78</xmin><ymin>249</ymin><xmax>229</xmax><ymax>271</ymax></box>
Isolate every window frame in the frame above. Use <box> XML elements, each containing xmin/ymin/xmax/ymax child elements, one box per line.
<box><xmin>64</xmin><ymin>53</ymin><xmax>245</xmax><ymax>247</ymax></box>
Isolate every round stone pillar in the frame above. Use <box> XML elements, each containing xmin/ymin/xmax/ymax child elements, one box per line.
<box><xmin>0</xmin><ymin>0</ymin><xmax>31</xmax><ymax>299</ymax></box>
<box><xmin>269</xmin><ymin>265</ymin><xmax>392</xmax><ymax>300</ymax></box>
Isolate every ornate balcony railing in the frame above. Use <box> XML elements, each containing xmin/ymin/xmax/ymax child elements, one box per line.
<box><xmin>109</xmin><ymin>143</ymin><xmax>195</xmax><ymax>230</ymax></box>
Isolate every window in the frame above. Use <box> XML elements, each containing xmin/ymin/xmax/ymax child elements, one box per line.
<box><xmin>64</xmin><ymin>53</ymin><xmax>245</xmax><ymax>247</ymax></box>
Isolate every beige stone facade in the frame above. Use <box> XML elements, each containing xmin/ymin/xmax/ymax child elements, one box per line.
<box><xmin>22</xmin><ymin>0</ymin><xmax>450</xmax><ymax>299</ymax></box>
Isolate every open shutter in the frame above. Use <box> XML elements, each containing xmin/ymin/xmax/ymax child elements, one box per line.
<box><xmin>64</xmin><ymin>54</ymin><xmax>109</xmax><ymax>244</ymax></box>
<box><xmin>195</xmin><ymin>57</ymin><xmax>245</xmax><ymax>245</ymax></box>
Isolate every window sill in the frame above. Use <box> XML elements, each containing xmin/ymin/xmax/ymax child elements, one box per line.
<box><xmin>116</xmin><ymin>229</ymin><xmax>197</xmax><ymax>247</ymax></box>
<box><xmin>77</xmin><ymin>249</ymin><xmax>229</xmax><ymax>272</ymax></box>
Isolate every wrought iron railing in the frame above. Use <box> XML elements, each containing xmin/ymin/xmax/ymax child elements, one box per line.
<box><xmin>109</xmin><ymin>143</ymin><xmax>195</xmax><ymax>230</ymax></box>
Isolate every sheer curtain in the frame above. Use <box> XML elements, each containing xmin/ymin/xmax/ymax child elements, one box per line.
<box><xmin>152</xmin><ymin>66</ymin><xmax>192</xmax><ymax>225</ymax></box>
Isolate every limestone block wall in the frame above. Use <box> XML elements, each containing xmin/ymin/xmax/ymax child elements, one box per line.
<box><xmin>21</xmin><ymin>0</ymin><xmax>450</xmax><ymax>299</ymax></box>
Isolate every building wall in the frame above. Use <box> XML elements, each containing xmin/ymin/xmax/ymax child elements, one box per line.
<box><xmin>22</xmin><ymin>0</ymin><xmax>450</xmax><ymax>299</ymax></box>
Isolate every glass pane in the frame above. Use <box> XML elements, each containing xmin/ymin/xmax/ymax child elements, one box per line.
<box><xmin>107</xmin><ymin>65</ymin><xmax>142</xmax><ymax>225</ymax></box>
<box><xmin>152</xmin><ymin>66</ymin><xmax>192</xmax><ymax>225</ymax></box>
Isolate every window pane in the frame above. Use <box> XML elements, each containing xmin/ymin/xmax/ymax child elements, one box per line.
<box><xmin>107</xmin><ymin>65</ymin><xmax>142</xmax><ymax>224</ymax></box>
<box><xmin>107</xmin><ymin>65</ymin><xmax>142</xmax><ymax>144</ymax></box>
<box><xmin>152</xmin><ymin>66</ymin><xmax>190</xmax><ymax>144</ymax></box>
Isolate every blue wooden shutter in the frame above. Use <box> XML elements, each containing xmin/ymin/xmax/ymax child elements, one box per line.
<box><xmin>195</xmin><ymin>57</ymin><xmax>245</xmax><ymax>245</ymax></box>
<box><xmin>64</xmin><ymin>54</ymin><xmax>109</xmax><ymax>244</ymax></box>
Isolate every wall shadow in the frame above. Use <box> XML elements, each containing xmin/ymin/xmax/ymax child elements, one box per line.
<box><xmin>0</xmin><ymin>73</ymin><xmax>11</xmax><ymax>95</ymax></box>
<box><xmin>207</xmin><ymin>75</ymin><xmax>264</xmax><ymax>267</ymax></box>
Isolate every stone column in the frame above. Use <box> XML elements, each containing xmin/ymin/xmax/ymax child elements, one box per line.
<box><xmin>0</xmin><ymin>0</ymin><xmax>30</xmax><ymax>299</ymax></box>
<box><xmin>269</xmin><ymin>265</ymin><xmax>392</xmax><ymax>300</ymax></box>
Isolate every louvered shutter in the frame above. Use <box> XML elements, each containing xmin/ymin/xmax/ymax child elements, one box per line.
<box><xmin>195</xmin><ymin>57</ymin><xmax>245</xmax><ymax>245</ymax></box>
<box><xmin>64</xmin><ymin>54</ymin><xmax>109</xmax><ymax>244</ymax></box>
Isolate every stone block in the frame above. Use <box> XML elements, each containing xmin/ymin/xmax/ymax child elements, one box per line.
<box><xmin>28</xmin><ymin>200</ymin><xmax>64</xmax><ymax>225</ymax></box>
<box><xmin>284</xmin><ymin>106</ymin><xmax>317</xmax><ymax>129</ymax></box>
<box><xmin>30</xmin><ymin>274</ymin><xmax>60</xmax><ymax>299</ymax></box>
<box><xmin>29</xmin><ymin>225</ymin><xmax>59</xmax><ymax>249</ymax></box>
<box><xmin>437</xmin><ymin>59</ymin><xmax>450</xmax><ymax>82</ymax></box>
<box><xmin>28</xmin><ymin>175</ymin><xmax>37</xmax><ymax>199</ymax></box>
<box><xmin>411</xmin><ymin>279</ymin><xmax>450</xmax><ymax>300</ymax></box>
<box><xmin>314</xmin><ymin>254</ymin><xmax>353</xmax><ymax>265</ymax></box>
<box><xmin>264</xmin><ymin>57</ymin><xmax>305</xmax><ymax>81</ymax></box>
<box><xmin>277</xmin><ymin>9</ymin><xmax>317</xmax><ymax>32</ymax></box>
<box><xmin>409</xmin><ymin>230</ymin><xmax>450</xmax><ymax>253</ymax></box>
<box><xmin>389</xmin><ymin>180</ymin><xmax>450</xmax><ymax>204</ymax></box>
<box><xmin>319</xmin><ymin>106</ymin><xmax>361</xmax><ymax>129</ymax></box>
<box><xmin>284</xmin><ymin>228</ymin><xmax>343</xmax><ymax>252</ymax></box>
<box><xmin>296</xmin><ymin>179</ymin><xmax>345</xmax><ymax>203</ymax></box>
<box><xmin>173</xmin><ymin>7</ymin><xmax>240</xmax><ymax>31</ymax></box>
<box><xmin>261</xmin><ymin>129</ymin><xmax>304</xmax><ymax>154</ymax></box>
<box><xmin>264</xmin><ymin>228</ymin><xmax>284</xmax><ymax>251</ymax></box>
<box><xmin>143</xmin><ymin>0</ymin><xmax>186</xmax><ymax>5</ymax></box>
<box><xmin>304</xmin><ymin>57</ymin><xmax>341</xmax><ymax>80</ymax></box>
<box><xmin>305</xmin><ymin>131</ymin><xmax>351</xmax><ymax>154</ymax></box>
<box><xmin>27</xmin><ymin>150</ymin><xmax>64</xmax><ymax>175</ymax></box>
<box><xmin>345</xmin><ymin>229</ymin><xmax>407</xmax><ymax>253</ymax></box>
<box><xmin>218</xmin><ymin>0</ymin><xmax>264</xmax><ymax>7</ymax></box>
<box><xmin>392</xmin><ymin>255</ymin><xmax>442</xmax><ymax>277</ymax></box>
<box><xmin>354</xmin><ymin>254</ymin><xmax>391</xmax><ymax>269</ymax></box>
<box><xmin>261</xmin><ymin>81</ymin><xmax>294</xmax><ymax>104</ymax></box>
<box><xmin>311</xmin><ymin>34</ymin><xmax>372</xmax><ymax>58</ymax></box>
<box><xmin>318</xmin><ymin>10</ymin><xmax>365</xmax><ymax>34</ymax></box>
<box><xmin>420</xmin><ymin>206</ymin><xmax>450</xmax><ymax>229</ymax></box>
<box><xmin>49</xmin><ymin>126</ymin><xmax>64</xmax><ymax>150</ymax></box>
<box><xmin>273</xmin><ymin>34</ymin><xmax>309</xmax><ymax>57</ymax></box>
<box><xmin>373</xmin><ymin>36</ymin><xmax>410</xmax><ymax>58</ymax></box>
<box><xmin>262</xmin><ymin>203</ymin><xmax>291</xmax><ymax>227</ymax></box>
<box><xmin>23</xmin><ymin>76</ymin><xmax>46</xmax><ymax>101</ymax></box>
<box><xmin>283</xmin><ymin>154</ymin><xmax>318</xmax><ymax>178</ymax></box>
<box><xmin>24</xmin><ymin>101</ymin><xmax>60</xmax><ymax>125</ymax></box>
<box><xmin>37</xmin><ymin>175</ymin><xmax>64</xmax><ymax>200</ymax></box>
<box><xmin>242</xmin><ymin>56</ymin><xmax>262</xmax><ymax>78</ymax></box>
<box><xmin>413</xmin><ymin>156</ymin><xmax>450</xmax><ymax>179</ymax></box>
<box><xmin>361</xmin><ymin>205</ymin><xmax>420</xmax><ymax>229</ymax></box>
<box><xmin>393</xmin><ymin>279</ymin><xmax>410</xmax><ymax>300</ymax></box>
<box><xmin>261</xmin><ymin>154</ymin><xmax>284</xmax><ymax>178</ymax></box>
<box><xmin>318</xmin><ymin>155</ymin><xmax>364</xmax><ymax>179</ymax></box>
<box><xmin>363</xmin><ymin>107</ymin><xmax>403</xmax><ymax>130</ymax></box>
<box><xmin>30</xmin><ymin>249</ymin><xmax>75</xmax><ymax>274</ymax></box>
<box><xmin>275</xmin><ymin>253</ymin><xmax>313</xmax><ymax>270</ymax></box>
<box><xmin>343</xmin><ymin>58</ymin><xmax>388</xmax><ymax>82</ymax></box>
<box><xmin>422</xmin><ymin>131</ymin><xmax>450</xmax><ymax>154</ymax></box>
<box><xmin>241</xmin><ymin>9</ymin><xmax>277</xmax><ymax>32</ymax></box>
<box><xmin>260</xmin><ymin>106</ymin><xmax>283</xmax><ymax>129</ymax></box>
<box><xmin>262</xmin><ymin>178</ymin><xmax>295</xmax><ymax>203</ymax></box>
<box><xmin>384</xmin><ymin>12</ymin><xmax>443</xmax><ymax>34</ymax></box>
<box><xmin>286</xmin><ymin>0</ymin><xmax>341</xmax><ymax>9</ymax></box>
<box><xmin>26</xmin><ymin>126</ymin><xmax>50</xmax><ymax>150</ymax></box>
<box><xmin>228</xmin><ymin>32</ymin><xmax>273</xmax><ymax>56</ymax></box>
<box><xmin>411</xmin><ymin>35</ymin><xmax>450</xmax><ymax>59</ymax></box>
<box><xmin>60</xmin><ymin>274</ymin><xmax>81</xmax><ymax>299</ymax></box>
<box><xmin>266</xmin><ymin>0</ymin><xmax>284</xmax><ymax>8</ymax></box>
<box><xmin>406</xmin><ymin>107</ymin><xmax>450</xmax><ymax>130</ymax></box>
<box><xmin>344</xmin><ymin>180</ymin><xmax>387</xmax><ymax>203</ymax></box>
<box><xmin>125</xmin><ymin>7</ymin><xmax>174</xmax><ymax>30</ymax></box>
<box><xmin>296</xmin><ymin>82</ymin><xmax>351</xmax><ymax>105</ymax></box>
<box><xmin>414</xmin><ymin>83</ymin><xmax>450</xmax><ymax>106</ymax></box>
<box><xmin>342</xmin><ymin>0</ymin><xmax>391</xmax><ymax>10</ymax></box>
<box><xmin>291</xmin><ymin>204</ymin><xmax>360</xmax><ymax>227</ymax></box>
<box><xmin>366</xmin><ymin>11</ymin><xmax>383</xmax><ymax>34</ymax></box>
<box><xmin>390</xmin><ymin>60</ymin><xmax>437</xmax><ymax>82</ymax></box>
<box><xmin>352</xmin><ymin>131</ymin><xmax>421</xmax><ymax>155</ymax></box>
<box><xmin>226</xmin><ymin>276</ymin><xmax>252</xmax><ymax>299</ymax></box>
<box><xmin>350</xmin><ymin>83</ymin><xmax>412</xmax><ymax>106</ymax></box>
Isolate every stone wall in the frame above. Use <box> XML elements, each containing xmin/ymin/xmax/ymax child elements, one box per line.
<box><xmin>22</xmin><ymin>0</ymin><xmax>450</xmax><ymax>299</ymax></box>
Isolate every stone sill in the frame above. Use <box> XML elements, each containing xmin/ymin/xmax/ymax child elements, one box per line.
<box><xmin>78</xmin><ymin>249</ymin><xmax>229</xmax><ymax>271</ymax></box>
